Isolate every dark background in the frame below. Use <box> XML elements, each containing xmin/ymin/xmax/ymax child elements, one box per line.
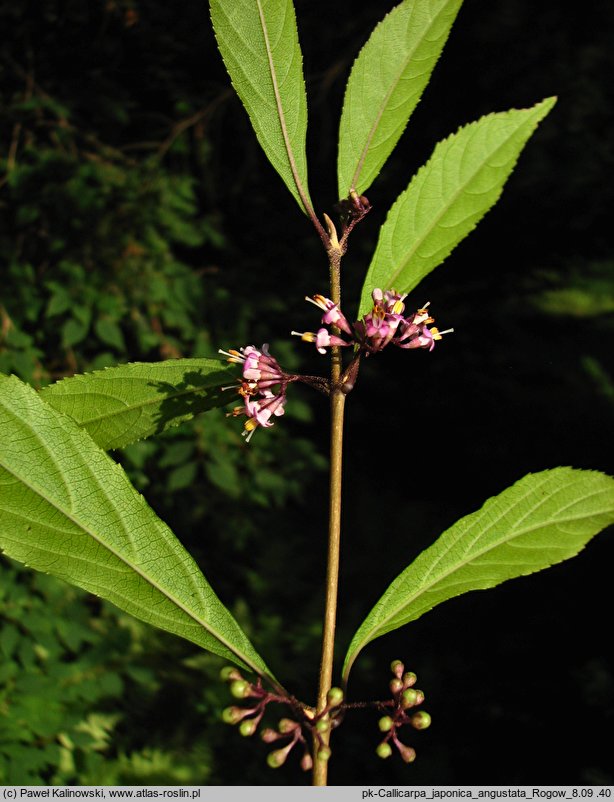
<box><xmin>1</xmin><ymin>0</ymin><xmax>613</xmax><ymax>786</ymax></box>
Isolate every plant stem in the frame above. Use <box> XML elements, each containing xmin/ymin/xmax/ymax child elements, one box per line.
<box><xmin>312</xmin><ymin>246</ymin><xmax>345</xmax><ymax>787</ymax></box>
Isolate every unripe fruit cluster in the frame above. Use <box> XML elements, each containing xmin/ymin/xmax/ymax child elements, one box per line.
<box><xmin>375</xmin><ymin>659</ymin><xmax>431</xmax><ymax>764</ymax></box>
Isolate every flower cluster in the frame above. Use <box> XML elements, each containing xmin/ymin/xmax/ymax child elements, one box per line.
<box><xmin>375</xmin><ymin>659</ymin><xmax>431</xmax><ymax>763</ymax></box>
<box><xmin>293</xmin><ymin>288</ymin><xmax>452</xmax><ymax>355</ymax></box>
<box><xmin>221</xmin><ymin>291</ymin><xmax>451</xmax><ymax>441</ymax></box>
<box><xmin>219</xmin><ymin>344</ymin><xmax>291</xmax><ymax>442</ymax></box>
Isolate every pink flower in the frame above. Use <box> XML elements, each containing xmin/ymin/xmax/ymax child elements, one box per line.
<box><xmin>296</xmin><ymin>289</ymin><xmax>452</xmax><ymax>356</ymax></box>
<box><xmin>291</xmin><ymin>327</ymin><xmax>351</xmax><ymax>355</ymax></box>
<box><xmin>219</xmin><ymin>344</ymin><xmax>290</xmax><ymax>442</ymax></box>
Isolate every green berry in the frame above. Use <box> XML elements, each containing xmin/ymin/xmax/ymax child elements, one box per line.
<box><xmin>229</xmin><ymin>679</ymin><xmax>249</xmax><ymax>699</ymax></box>
<box><xmin>378</xmin><ymin>715</ymin><xmax>394</xmax><ymax>732</ymax></box>
<box><xmin>317</xmin><ymin>746</ymin><xmax>332</xmax><ymax>763</ymax></box>
<box><xmin>389</xmin><ymin>678</ymin><xmax>404</xmax><ymax>694</ymax></box>
<box><xmin>326</xmin><ymin>687</ymin><xmax>344</xmax><ymax>708</ymax></box>
<box><xmin>401</xmin><ymin>689</ymin><xmax>419</xmax><ymax>709</ymax></box>
<box><xmin>239</xmin><ymin>719</ymin><xmax>258</xmax><ymax>737</ymax></box>
<box><xmin>220</xmin><ymin>666</ymin><xmax>241</xmax><ymax>682</ymax></box>
<box><xmin>410</xmin><ymin>711</ymin><xmax>432</xmax><ymax>730</ymax></box>
<box><xmin>221</xmin><ymin>706</ymin><xmax>242</xmax><ymax>725</ymax></box>
<box><xmin>376</xmin><ymin>742</ymin><xmax>393</xmax><ymax>759</ymax></box>
<box><xmin>315</xmin><ymin>718</ymin><xmax>330</xmax><ymax>733</ymax></box>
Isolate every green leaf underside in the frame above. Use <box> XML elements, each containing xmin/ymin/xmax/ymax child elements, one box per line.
<box><xmin>343</xmin><ymin>468</ymin><xmax>614</xmax><ymax>682</ymax></box>
<box><xmin>337</xmin><ymin>0</ymin><xmax>463</xmax><ymax>199</ymax></box>
<box><xmin>210</xmin><ymin>0</ymin><xmax>312</xmax><ymax>214</ymax></box>
<box><xmin>40</xmin><ymin>358</ymin><xmax>236</xmax><ymax>451</ymax></box>
<box><xmin>358</xmin><ymin>97</ymin><xmax>556</xmax><ymax>318</ymax></box>
<box><xmin>0</xmin><ymin>375</ymin><xmax>273</xmax><ymax>679</ymax></box>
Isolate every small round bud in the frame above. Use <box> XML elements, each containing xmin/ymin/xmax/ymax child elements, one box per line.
<box><xmin>267</xmin><ymin>748</ymin><xmax>288</xmax><ymax>769</ymax></box>
<box><xmin>401</xmin><ymin>689</ymin><xmax>419</xmax><ymax>709</ymax></box>
<box><xmin>402</xmin><ymin>671</ymin><xmax>417</xmax><ymax>688</ymax></box>
<box><xmin>410</xmin><ymin>711</ymin><xmax>432</xmax><ymax>730</ymax></box>
<box><xmin>315</xmin><ymin>718</ymin><xmax>330</xmax><ymax>734</ymax></box>
<box><xmin>412</xmin><ymin>690</ymin><xmax>425</xmax><ymax>706</ymax></box>
<box><xmin>390</xmin><ymin>660</ymin><xmax>405</xmax><ymax>678</ymax></box>
<box><xmin>278</xmin><ymin>718</ymin><xmax>298</xmax><ymax>734</ymax></box>
<box><xmin>229</xmin><ymin>679</ymin><xmax>250</xmax><ymax>699</ymax></box>
<box><xmin>397</xmin><ymin>742</ymin><xmax>417</xmax><ymax>764</ymax></box>
<box><xmin>260</xmin><ymin>728</ymin><xmax>279</xmax><ymax>744</ymax></box>
<box><xmin>389</xmin><ymin>678</ymin><xmax>404</xmax><ymax>695</ymax></box>
<box><xmin>220</xmin><ymin>666</ymin><xmax>242</xmax><ymax>682</ymax></box>
<box><xmin>326</xmin><ymin>687</ymin><xmax>344</xmax><ymax>708</ymax></box>
<box><xmin>300</xmin><ymin>752</ymin><xmax>313</xmax><ymax>772</ymax></box>
<box><xmin>376</xmin><ymin>742</ymin><xmax>393</xmax><ymax>759</ymax></box>
<box><xmin>378</xmin><ymin>716</ymin><xmax>394</xmax><ymax>733</ymax></box>
<box><xmin>239</xmin><ymin>719</ymin><xmax>258</xmax><ymax>737</ymax></box>
<box><xmin>221</xmin><ymin>706</ymin><xmax>242</xmax><ymax>725</ymax></box>
<box><xmin>317</xmin><ymin>746</ymin><xmax>332</xmax><ymax>763</ymax></box>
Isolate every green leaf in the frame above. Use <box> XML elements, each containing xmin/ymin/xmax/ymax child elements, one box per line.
<box><xmin>343</xmin><ymin>468</ymin><xmax>614</xmax><ymax>682</ymax></box>
<box><xmin>0</xmin><ymin>375</ymin><xmax>274</xmax><ymax>679</ymax></box>
<box><xmin>94</xmin><ymin>318</ymin><xmax>126</xmax><ymax>352</ymax></box>
<box><xmin>357</xmin><ymin>97</ymin><xmax>556</xmax><ymax>317</ymax></box>
<box><xmin>210</xmin><ymin>0</ymin><xmax>313</xmax><ymax>215</ymax></box>
<box><xmin>337</xmin><ymin>0</ymin><xmax>463</xmax><ymax>199</ymax></box>
<box><xmin>40</xmin><ymin>358</ymin><xmax>236</xmax><ymax>451</ymax></box>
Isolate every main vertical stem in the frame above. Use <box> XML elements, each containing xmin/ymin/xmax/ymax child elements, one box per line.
<box><xmin>312</xmin><ymin>246</ymin><xmax>344</xmax><ymax>787</ymax></box>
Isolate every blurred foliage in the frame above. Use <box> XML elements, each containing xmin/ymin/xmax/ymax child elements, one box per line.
<box><xmin>1</xmin><ymin>0</ymin><xmax>613</xmax><ymax>787</ymax></box>
<box><xmin>0</xmin><ymin>0</ymin><xmax>325</xmax><ymax>785</ymax></box>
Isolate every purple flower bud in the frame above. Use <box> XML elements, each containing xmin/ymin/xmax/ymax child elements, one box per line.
<box><xmin>260</xmin><ymin>728</ymin><xmax>281</xmax><ymax>743</ymax></box>
<box><xmin>395</xmin><ymin>740</ymin><xmax>417</xmax><ymax>764</ymax></box>
<box><xmin>390</xmin><ymin>660</ymin><xmax>405</xmax><ymax>678</ymax></box>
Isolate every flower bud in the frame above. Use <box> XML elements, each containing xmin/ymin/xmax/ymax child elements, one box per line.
<box><xmin>317</xmin><ymin>746</ymin><xmax>332</xmax><ymax>763</ymax></box>
<box><xmin>221</xmin><ymin>706</ymin><xmax>244</xmax><ymax>725</ymax></box>
<box><xmin>401</xmin><ymin>689</ymin><xmax>420</xmax><ymax>709</ymax></box>
<box><xmin>396</xmin><ymin>742</ymin><xmax>417</xmax><ymax>763</ymax></box>
<box><xmin>229</xmin><ymin>679</ymin><xmax>250</xmax><ymax>699</ymax></box>
<box><xmin>239</xmin><ymin>719</ymin><xmax>258</xmax><ymax>737</ymax></box>
<box><xmin>267</xmin><ymin>748</ymin><xmax>289</xmax><ymax>769</ymax></box>
<box><xmin>315</xmin><ymin>718</ymin><xmax>330</xmax><ymax>734</ymax></box>
<box><xmin>260</xmin><ymin>728</ymin><xmax>280</xmax><ymax>743</ymax></box>
<box><xmin>220</xmin><ymin>666</ymin><xmax>242</xmax><ymax>682</ymax></box>
<box><xmin>326</xmin><ymin>687</ymin><xmax>344</xmax><ymax>708</ymax></box>
<box><xmin>278</xmin><ymin>718</ymin><xmax>298</xmax><ymax>734</ymax></box>
<box><xmin>390</xmin><ymin>660</ymin><xmax>405</xmax><ymax>678</ymax></box>
<box><xmin>389</xmin><ymin>678</ymin><xmax>404</xmax><ymax>695</ymax></box>
<box><xmin>378</xmin><ymin>716</ymin><xmax>394</xmax><ymax>733</ymax></box>
<box><xmin>410</xmin><ymin>711</ymin><xmax>431</xmax><ymax>730</ymax></box>
<box><xmin>300</xmin><ymin>752</ymin><xmax>314</xmax><ymax>772</ymax></box>
<box><xmin>402</xmin><ymin>671</ymin><xmax>417</xmax><ymax>688</ymax></box>
<box><xmin>376</xmin><ymin>742</ymin><xmax>393</xmax><ymax>759</ymax></box>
